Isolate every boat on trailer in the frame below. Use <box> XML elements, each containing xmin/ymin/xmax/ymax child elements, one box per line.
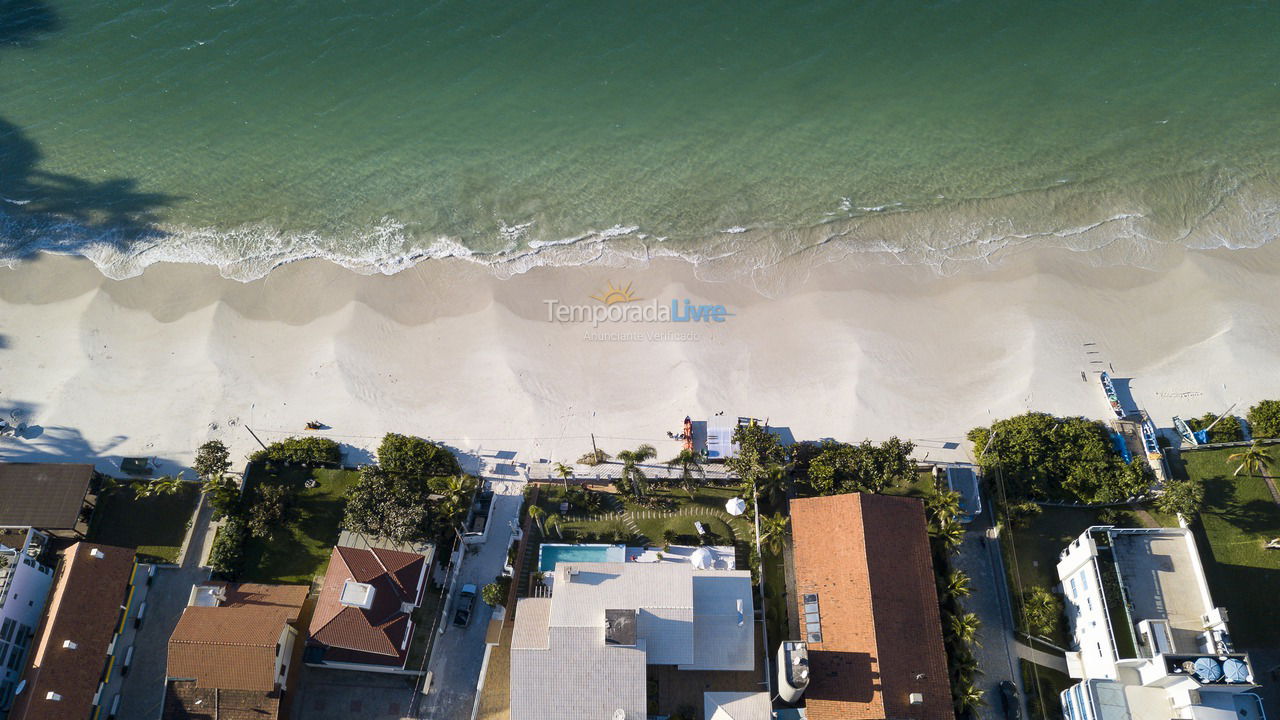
<box><xmin>1100</xmin><ymin>372</ymin><xmax>1126</xmax><ymax>418</ymax></box>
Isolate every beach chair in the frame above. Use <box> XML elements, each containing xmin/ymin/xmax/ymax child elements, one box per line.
<box><xmin>694</xmin><ymin>521</ymin><xmax>706</xmax><ymax>536</ymax></box>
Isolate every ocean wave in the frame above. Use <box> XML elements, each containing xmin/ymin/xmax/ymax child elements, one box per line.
<box><xmin>3</xmin><ymin>175</ymin><xmax>1279</xmax><ymax>284</ymax></box>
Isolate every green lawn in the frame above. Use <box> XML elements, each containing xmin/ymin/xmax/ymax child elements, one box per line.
<box><xmin>761</xmin><ymin>548</ymin><xmax>789</xmax><ymax>658</ymax></box>
<box><xmin>1021</xmin><ymin>659</ymin><xmax>1073</xmax><ymax>720</ymax></box>
<box><xmin>88</xmin><ymin>483</ymin><xmax>200</xmax><ymax>563</ymax></box>
<box><xmin>1000</xmin><ymin>505</ymin><xmax>1106</xmax><ymax>646</ymax></box>
<box><xmin>240</xmin><ymin>467</ymin><xmax>361</xmax><ymax>584</ymax></box>
<box><xmin>406</xmin><ymin>579</ymin><xmax>447</xmax><ymax>669</ymax></box>
<box><xmin>532</xmin><ymin>484</ymin><xmax>751</xmax><ymax>546</ymax></box>
<box><xmin>881</xmin><ymin>468</ymin><xmax>940</xmax><ymax>500</ymax></box>
<box><xmin>1171</xmin><ymin>447</ymin><xmax>1280</xmax><ymax>645</ymax></box>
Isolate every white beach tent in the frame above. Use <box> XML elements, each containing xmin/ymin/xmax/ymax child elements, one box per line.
<box><xmin>725</xmin><ymin>497</ymin><xmax>747</xmax><ymax>516</ymax></box>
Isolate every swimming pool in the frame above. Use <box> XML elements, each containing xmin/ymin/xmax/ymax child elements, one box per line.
<box><xmin>538</xmin><ymin>543</ymin><xmax>626</xmax><ymax>572</ymax></box>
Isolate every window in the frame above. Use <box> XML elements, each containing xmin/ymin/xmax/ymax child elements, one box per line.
<box><xmin>0</xmin><ymin>619</ymin><xmax>14</xmax><ymax>643</ymax></box>
<box><xmin>5</xmin><ymin>646</ymin><xmax>22</xmax><ymax>672</ymax></box>
<box><xmin>1086</xmin><ymin>598</ymin><xmax>1093</xmax><ymax>611</ymax></box>
<box><xmin>1069</xmin><ymin>578</ymin><xmax>1078</xmax><ymax>598</ymax></box>
<box><xmin>1080</xmin><ymin>572</ymin><xmax>1089</xmax><ymax>591</ymax></box>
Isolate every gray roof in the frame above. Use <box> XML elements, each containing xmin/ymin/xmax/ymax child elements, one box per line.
<box><xmin>510</xmin><ymin>562</ymin><xmax>755</xmax><ymax>720</ymax></box>
<box><xmin>0</xmin><ymin>462</ymin><xmax>94</xmax><ymax>530</ymax></box>
<box><xmin>704</xmin><ymin>691</ymin><xmax>773</xmax><ymax>720</ymax></box>
<box><xmin>510</xmin><ymin>621</ymin><xmax>647</xmax><ymax>720</ymax></box>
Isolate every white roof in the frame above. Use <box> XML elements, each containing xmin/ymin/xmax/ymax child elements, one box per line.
<box><xmin>511</xmin><ymin>561</ymin><xmax>755</xmax><ymax>718</ymax></box>
<box><xmin>510</xmin><ymin>624</ymin><xmax>647</xmax><ymax>720</ymax></box>
<box><xmin>704</xmin><ymin>691</ymin><xmax>773</xmax><ymax>720</ymax></box>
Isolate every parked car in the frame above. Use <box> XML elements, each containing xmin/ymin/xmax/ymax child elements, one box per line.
<box><xmin>453</xmin><ymin>584</ymin><xmax>478</xmax><ymax>627</ymax></box>
<box><xmin>1000</xmin><ymin>680</ymin><xmax>1022</xmax><ymax>720</ymax></box>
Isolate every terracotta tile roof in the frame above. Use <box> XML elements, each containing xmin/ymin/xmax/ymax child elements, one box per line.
<box><xmin>166</xmin><ymin>582</ymin><xmax>307</xmax><ymax>692</ymax></box>
<box><xmin>0</xmin><ymin>462</ymin><xmax>94</xmax><ymax>530</ymax></box>
<box><xmin>307</xmin><ymin>545</ymin><xmax>425</xmax><ymax>667</ymax></box>
<box><xmin>790</xmin><ymin>493</ymin><xmax>954</xmax><ymax>720</ymax></box>
<box><xmin>162</xmin><ymin>679</ymin><xmax>281</xmax><ymax>720</ymax></box>
<box><xmin>7</xmin><ymin>543</ymin><xmax>136</xmax><ymax>720</ymax></box>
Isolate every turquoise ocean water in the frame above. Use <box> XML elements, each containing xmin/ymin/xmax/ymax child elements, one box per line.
<box><xmin>1</xmin><ymin>0</ymin><xmax>1278</xmax><ymax>279</ymax></box>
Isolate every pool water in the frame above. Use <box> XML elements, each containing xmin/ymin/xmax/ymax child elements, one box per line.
<box><xmin>538</xmin><ymin>544</ymin><xmax>626</xmax><ymax>572</ymax></box>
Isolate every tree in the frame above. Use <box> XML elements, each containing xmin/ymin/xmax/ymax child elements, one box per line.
<box><xmin>545</xmin><ymin>513</ymin><xmax>563</xmax><ymax>538</ymax></box>
<box><xmin>940</xmin><ymin>570</ymin><xmax>972</xmax><ymax>601</ymax></box>
<box><xmin>1155</xmin><ymin>478</ymin><xmax>1205</xmax><ymax>519</ymax></box>
<box><xmin>616</xmin><ymin>444</ymin><xmax>656</xmax><ymax>499</ymax></box>
<box><xmin>927</xmin><ymin>489</ymin><xmax>962</xmax><ymax>527</ymax></box>
<box><xmin>528</xmin><ymin>505</ymin><xmax>546</xmax><ymax>533</ymax></box>
<box><xmin>947</xmin><ymin>612</ymin><xmax>981</xmax><ymax>646</ymax></box>
<box><xmin>969</xmin><ymin>413</ymin><xmax>1133</xmax><ymax>503</ymax></box>
<box><xmin>429</xmin><ymin>474</ymin><xmax>479</xmax><ymax>525</ymax></box>
<box><xmin>481</xmin><ymin>576</ymin><xmax>512</xmax><ymax>607</ymax></box>
<box><xmin>1021</xmin><ymin>586</ymin><xmax>1064</xmax><ymax>638</ymax></box>
<box><xmin>553</xmin><ymin>462</ymin><xmax>574</xmax><ymax>491</ymax></box>
<box><xmin>343</xmin><ymin>467</ymin><xmax>432</xmax><ymax>543</ymax></box>
<box><xmin>1247</xmin><ymin>400</ymin><xmax>1280</xmax><ymax>439</ymax></box>
<box><xmin>932</xmin><ymin>517</ymin><xmax>966</xmax><ymax>553</ymax></box>
<box><xmin>378</xmin><ymin>433</ymin><xmax>460</xmax><ymax>477</ymax></box>
<box><xmin>1187</xmin><ymin>413</ymin><xmax>1244</xmax><ymax>444</ymax></box>
<box><xmin>726</xmin><ymin>421</ymin><xmax>784</xmax><ymax>490</ymax></box>
<box><xmin>755</xmin><ymin>464</ymin><xmax>792</xmax><ymax>505</ymax></box>
<box><xmin>759</xmin><ymin>513</ymin><xmax>790</xmax><ymax>555</ymax></box>
<box><xmin>249</xmin><ymin>436</ymin><xmax>341</xmax><ymax>465</ymax></box>
<box><xmin>953</xmin><ymin>680</ymin><xmax>987</xmax><ymax>716</ymax></box>
<box><xmin>208</xmin><ymin>516</ymin><xmax>247</xmax><ymax>576</ymax></box>
<box><xmin>661</xmin><ymin>528</ymin><xmax>678</xmax><ymax>550</ymax></box>
<box><xmin>1229</xmin><ymin>442</ymin><xmax>1273</xmax><ymax>478</ymax></box>
<box><xmin>665</xmin><ymin>449</ymin><xmax>705</xmax><ymax>497</ymax></box>
<box><xmin>136</xmin><ymin>475</ymin><xmax>184</xmax><ymax>498</ymax></box>
<box><xmin>804</xmin><ymin>438</ymin><xmax>916</xmax><ymax>496</ymax></box>
<box><xmin>201</xmin><ymin>473</ymin><xmax>241</xmax><ymax>521</ymax></box>
<box><xmin>194</xmin><ymin>440</ymin><xmax>232</xmax><ymax>479</ymax></box>
<box><xmin>247</xmin><ymin>483</ymin><xmax>296</xmax><ymax>540</ymax></box>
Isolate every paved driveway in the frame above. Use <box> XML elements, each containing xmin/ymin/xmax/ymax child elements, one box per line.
<box><xmin>950</xmin><ymin>498</ymin><xmax>1029</xmax><ymax>720</ymax></box>
<box><xmin>419</xmin><ymin>476</ymin><xmax>524</xmax><ymax>720</ymax></box>
<box><xmin>115</xmin><ymin>500</ymin><xmax>213</xmax><ymax>720</ymax></box>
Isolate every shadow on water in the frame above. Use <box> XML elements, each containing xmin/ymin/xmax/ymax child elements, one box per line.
<box><xmin>0</xmin><ymin>0</ymin><xmax>178</xmax><ymax>259</ymax></box>
<box><xmin>0</xmin><ymin>0</ymin><xmax>59</xmax><ymax>47</ymax></box>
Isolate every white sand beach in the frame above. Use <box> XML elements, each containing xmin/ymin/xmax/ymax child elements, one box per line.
<box><xmin>1</xmin><ymin>246</ymin><xmax>1278</xmax><ymax>476</ymax></box>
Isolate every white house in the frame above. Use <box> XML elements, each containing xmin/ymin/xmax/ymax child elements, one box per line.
<box><xmin>509</xmin><ymin>561</ymin><xmax>755</xmax><ymax>720</ymax></box>
<box><xmin>0</xmin><ymin>529</ymin><xmax>56</xmax><ymax>714</ymax></box>
<box><xmin>1056</xmin><ymin>527</ymin><xmax>1265</xmax><ymax>720</ymax></box>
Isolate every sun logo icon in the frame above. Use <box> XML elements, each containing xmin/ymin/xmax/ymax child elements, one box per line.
<box><xmin>590</xmin><ymin>281</ymin><xmax>641</xmax><ymax>305</ymax></box>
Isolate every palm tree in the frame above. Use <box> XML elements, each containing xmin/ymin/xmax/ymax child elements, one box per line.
<box><xmin>759</xmin><ymin>513</ymin><xmax>790</xmax><ymax>555</ymax></box>
<box><xmin>665</xmin><ymin>449</ymin><xmax>705</xmax><ymax>497</ymax></box>
<box><xmin>931</xmin><ymin>517</ymin><xmax>966</xmax><ymax>553</ymax></box>
<box><xmin>661</xmin><ymin>528</ymin><xmax>678</xmax><ymax>550</ymax></box>
<box><xmin>927</xmin><ymin>489</ymin><xmax>963</xmax><ymax>526</ymax></box>
<box><xmin>430</xmin><ymin>474</ymin><xmax>479</xmax><ymax>522</ymax></box>
<box><xmin>137</xmin><ymin>475</ymin><xmax>184</xmax><ymax>498</ymax></box>
<box><xmin>553</xmin><ymin>462</ymin><xmax>574</xmax><ymax>491</ymax></box>
<box><xmin>940</xmin><ymin>569</ymin><xmax>972</xmax><ymax>601</ymax></box>
<box><xmin>528</xmin><ymin>505</ymin><xmax>546</xmax><ymax>533</ymax></box>
<box><xmin>545</xmin><ymin>512</ymin><xmax>563</xmax><ymax>538</ymax></box>
<box><xmin>1229</xmin><ymin>442</ymin><xmax>1273</xmax><ymax>478</ymax></box>
<box><xmin>948</xmin><ymin>612</ymin><xmax>982</xmax><ymax>646</ymax></box>
<box><xmin>953</xmin><ymin>680</ymin><xmax>986</xmax><ymax>715</ymax></box>
<box><xmin>617</xmin><ymin>444</ymin><xmax>657</xmax><ymax>499</ymax></box>
<box><xmin>755</xmin><ymin>464</ymin><xmax>792</xmax><ymax>505</ymax></box>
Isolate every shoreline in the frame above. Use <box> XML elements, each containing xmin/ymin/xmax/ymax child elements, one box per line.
<box><xmin>1</xmin><ymin>245</ymin><xmax>1279</xmax><ymax>476</ymax></box>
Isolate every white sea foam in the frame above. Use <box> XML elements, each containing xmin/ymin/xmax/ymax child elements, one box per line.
<box><xmin>3</xmin><ymin>177</ymin><xmax>1278</xmax><ymax>283</ymax></box>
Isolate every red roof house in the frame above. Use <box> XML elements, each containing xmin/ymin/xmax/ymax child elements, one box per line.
<box><xmin>790</xmin><ymin>493</ymin><xmax>954</xmax><ymax>720</ymax></box>
<box><xmin>306</xmin><ymin>545</ymin><xmax>428</xmax><ymax>670</ymax></box>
